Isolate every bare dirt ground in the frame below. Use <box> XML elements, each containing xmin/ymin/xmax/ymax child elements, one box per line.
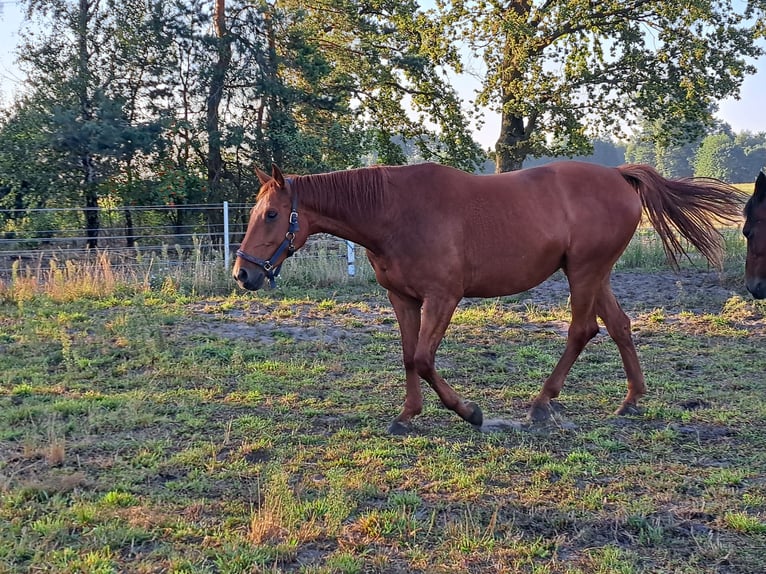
<box><xmin>530</xmin><ymin>268</ymin><xmax>747</xmax><ymax>311</ymax></box>
<box><xmin>190</xmin><ymin>268</ymin><xmax>759</xmax><ymax>344</ymax></box>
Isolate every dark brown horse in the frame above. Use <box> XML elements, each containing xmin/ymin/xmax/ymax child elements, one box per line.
<box><xmin>744</xmin><ymin>171</ymin><xmax>766</xmax><ymax>299</ymax></box>
<box><xmin>233</xmin><ymin>162</ymin><xmax>742</xmax><ymax>433</ymax></box>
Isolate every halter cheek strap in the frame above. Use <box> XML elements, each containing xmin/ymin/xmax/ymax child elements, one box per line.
<box><xmin>236</xmin><ymin>191</ymin><xmax>299</xmax><ymax>288</ymax></box>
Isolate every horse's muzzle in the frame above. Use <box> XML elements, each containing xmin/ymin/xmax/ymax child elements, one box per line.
<box><xmin>747</xmin><ymin>277</ymin><xmax>766</xmax><ymax>299</ymax></box>
<box><xmin>234</xmin><ymin>266</ymin><xmax>265</xmax><ymax>291</ymax></box>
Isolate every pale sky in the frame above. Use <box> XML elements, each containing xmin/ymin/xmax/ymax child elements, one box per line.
<box><xmin>1</xmin><ymin>1</ymin><xmax>765</xmax><ymax>151</ymax></box>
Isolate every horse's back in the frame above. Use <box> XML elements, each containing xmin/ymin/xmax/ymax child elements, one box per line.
<box><xmin>406</xmin><ymin>161</ymin><xmax>640</xmax><ymax>210</ymax></box>
<box><xmin>383</xmin><ymin>162</ymin><xmax>643</xmax><ymax>298</ymax></box>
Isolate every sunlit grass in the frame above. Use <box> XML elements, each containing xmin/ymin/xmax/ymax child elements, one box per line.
<box><xmin>0</xmin><ymin>238</ymin><xmax>376</xmax><ymax>303</ymax></box>
<box><xmin>0</xmin><ymin>220</ymin><xmax>764</xmax><ymax>572</ymax></box>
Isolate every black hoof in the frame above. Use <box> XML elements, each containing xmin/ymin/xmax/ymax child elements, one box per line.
<box><xmin>461</xmin><ymin>402</ymin><xmax>484</xmax><ymax>427</ymax></box>
<box><xmin>528</xmin><ymin>400</ymin><xmax>565</xmax><ymax>422</ymax></box>
<box><xmin>388</xmin><ymin>419</ymin><xmax>413</xmax><ymax>435</ymax></box>
<box><xmin>528</xmin><ymin>403</ymin><xmax>554</xmax><ymax>423</ymax></box>
<box><xmin>615</xmin><ymin>403</ymin><xmax>643</xmax><ymax>416</ymax></box>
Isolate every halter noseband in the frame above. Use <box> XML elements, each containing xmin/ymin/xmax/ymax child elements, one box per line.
<box><xmin>236</xmin><ymin>190</ymin><xmax>299</xmax><ymax>288</ymax></box>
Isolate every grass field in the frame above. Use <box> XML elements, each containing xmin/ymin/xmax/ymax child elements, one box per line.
<box><xmin>1</xmin><ymin>222</ymin><xmax>765</xmax><ymax>573</ymax></box>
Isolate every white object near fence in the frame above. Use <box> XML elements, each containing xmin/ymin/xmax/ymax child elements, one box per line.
<box><xmin>347</xmin><ymin>240</ymin><xmax>356</xmax><ymax>277</ymax></box>
<box><xmin>223</xmin><ymin>201</ymin><xmax>230</xmax><ymax>271</ymax></box>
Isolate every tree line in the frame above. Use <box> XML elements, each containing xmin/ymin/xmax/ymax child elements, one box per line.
<box><xmin>521</xmin><ymin>125</ymin><xmax>766</xmax><ymax>183</ymax></box>
<box><xmin>0</xmin><ymin>0</ymin><xmax>764</xmax><ymax>246</ymax></box>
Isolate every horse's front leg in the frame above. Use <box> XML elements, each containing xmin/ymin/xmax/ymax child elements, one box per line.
<box><xmin>387</xmin><ymin>291</ymin><xmax>424</xmax><ymax>435</ymax></box>
<box><xmin>415</xmin><ymin>296</ymin><xmax>483</xmax><ymax>428</ymax></box>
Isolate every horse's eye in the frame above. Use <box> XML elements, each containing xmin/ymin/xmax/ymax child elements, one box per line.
<box><xmin>266</xmin><ymin>210</ymin><xmax>278</xmax><ymax>221</ymax></box>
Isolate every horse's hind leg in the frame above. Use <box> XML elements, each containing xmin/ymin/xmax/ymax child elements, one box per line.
<box><xmin>529</xmin><ymin>279</ymin><xmax>600</xmax><ymax>422</ymax></box>
<box><xmin>595</xmin><ymin>283</ymin><xmax>646</xmax><ymax>415</ymax></box>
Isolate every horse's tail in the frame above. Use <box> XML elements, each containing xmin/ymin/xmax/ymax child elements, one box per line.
<box><xmin>617</xmin><ymin>164</ymin><xmax>745</xmax><ymax>269</ymax></box>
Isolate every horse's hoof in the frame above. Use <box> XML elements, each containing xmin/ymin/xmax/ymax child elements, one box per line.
<box><xmin>527</xmin><ymin>402</ymin><xmax>554</xmax><ymax>423</ymax></box>
<box><xmin>462</xmin><ymin>402</ymin><xmax>483</xmax><ymax>427</ymax></box>
<box><xmin>388</xmin><ymin>419</ymin><xmax>413</xmax><ymax>435</ymax></box>
<box><xmin>615</xmin><ymin>403</ymin><xmax>643</xmax><ymax>416</ymax></box>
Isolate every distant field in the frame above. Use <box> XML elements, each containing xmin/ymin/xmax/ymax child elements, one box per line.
<box><xmin>733</xmin><ymin>182</ymin><xmax>756</xmax><ymax>194</ymax></box>
<box><xmin>1</xmin><ymin>264</ymin><xmax>765</xmax><ymax>573</ymax></box>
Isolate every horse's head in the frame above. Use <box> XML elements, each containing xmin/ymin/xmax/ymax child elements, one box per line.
<box><xmin>744</xmin><ymin>171</ymin><xmax>766</xmax><ymax>299</ymax></box>
<box><xmin>233</xmin><ymin>165</ymin><xmax>306</xmax><ymax>291</ymax></box>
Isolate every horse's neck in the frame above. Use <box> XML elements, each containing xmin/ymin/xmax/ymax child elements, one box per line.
<box><xmin>298</xmin><ymin>169</ymin><xmax>388</xmax><ymax>249</ymax></box>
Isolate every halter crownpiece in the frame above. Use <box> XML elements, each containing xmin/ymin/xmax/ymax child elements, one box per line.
<box><xmin>236</xmin><ymin>189</ymin><xmax>299</xmax><ymax>288</ymax></box>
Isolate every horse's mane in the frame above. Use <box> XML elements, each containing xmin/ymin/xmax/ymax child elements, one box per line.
<box><xmin>294</xmin><ymin>166</ymin><xmax>388</xmax><ymax>218</ymax></box>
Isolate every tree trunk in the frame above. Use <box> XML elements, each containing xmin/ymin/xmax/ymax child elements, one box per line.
<box><xmin>494</xmin><ymin>109</ymin><xmax>534</xmax><ymax>173</ymax></box>
<box><xmin>264</xmin><ymin>9</ymin><xmax>284</xmax><ymax>167</ymax></box>
<box><xmin>78</xmin><ymin>0</ymin><xmax>99</xmax><ymax>248</ymax></box>
<box><xmin>83</xmin><ymin>162</ymin><xmax>99</xmax><ymax>249</ymax></box>
<box><xmin>205</xmin><ymin>0</ymin><xmax>231</xmax><ymax>244</ymax></box>
<box><xmin>124</xmin><ymin>209</ymin><xmax>135</xmax><ymax>249</ymax></box>
<box><xmin>494</xmin><ymin>2</ymin><xmax>536</xmax><ymax>173</ymax></box>
<box><xmin>206</xmin><ymin>0</ymin><xmax>230</xmax><ymax>199</ymax></box>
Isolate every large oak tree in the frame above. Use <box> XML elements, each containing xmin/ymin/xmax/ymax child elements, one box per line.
<box><xmin>436</xmin><ymin>0</ymin><xmax>766</xmax><ymax>171</ymax></box>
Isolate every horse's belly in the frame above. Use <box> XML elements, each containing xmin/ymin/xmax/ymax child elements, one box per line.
<box><xmin>463</xmin><ymin>253</ymin><xmax>562</xmax><ymax>298</ymax></box>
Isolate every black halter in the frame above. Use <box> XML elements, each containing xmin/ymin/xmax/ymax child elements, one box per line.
<box><xmin>236</xmin><ymin>191</ymin><xmax>299</xmax><ymax>288</ymax></box>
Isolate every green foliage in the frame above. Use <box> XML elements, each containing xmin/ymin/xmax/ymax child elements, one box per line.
<box><xmin>436</xmin><ymin>0</ymin><xmax>766</xmax><ymax>170</ymax></box>
<box><xmin>0</xmin><ymin>93</ymin><xmax>73</xmax><ymax>210</ymax></box>
<box><xmin>261</xmin><ymin>0</ymin><xmax>483</xmax><ymax>171</ymax></box>
<box><xmin>694</xmin><ymin>134</ymin><xmax>739</xmax><ymax>180</ymax></box>
<box><xmin>625</xmin><ymin>118</ymin><xmax>766</xmax><ymax>179</ymax></box>
<box><xmin>1</xmin><ymin>0</ymin><xmax>170</xmax><ymax>246</ymax></box>
<box><xmin>2</xmin><ymin>0</ymin><xmax>485</xmax><ymax>227</ymax></box>
<box><xmin>623</xmin><ymin>116</ymin><xmax>707</xmax><ymax>178</ymax></box>
<box><xmin>2</xmin><ymin>0</ymin><xmax>764</xmax><ymax>232</ymax></box>
<box><xmin>693</xmin><ymin>132</ymin><xmax>766</xmax><ymax>181</ymax></box>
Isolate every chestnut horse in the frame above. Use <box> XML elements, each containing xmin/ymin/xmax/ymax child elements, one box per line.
<box><xmin>744</xmin><ymin>171</ymin><xmax>766</xmax><ymax>299</ymax></box>
<box><xmin>233</xmin><ymin>162</ymin><xmax>742</xmax><ymax>433</ymax></box>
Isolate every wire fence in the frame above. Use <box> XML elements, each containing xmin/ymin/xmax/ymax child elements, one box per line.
<box><xmin>0</xmin><ymin>203</ymin><xmax>358</xmax><ymax>281</ymax></box>
<box><xmin>0</xmin><ymin>202</ymin><xmax>747</xmax><ymax>292</ymax></box>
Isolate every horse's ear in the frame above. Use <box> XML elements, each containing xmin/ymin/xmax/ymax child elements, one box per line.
<box><xmin>255</xmin><ymin>166</ymin><xmax>271</xmax><ymax>186</ymax></box>
<box><xmin>755</xmin><ymin>172</ymin><xmax>766</xmax><ymax>203</ymax></box>
<box><xmin>272</xmin><ymin>164</ymin><xmax>285</xmax><ymax>188</ymax></box>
